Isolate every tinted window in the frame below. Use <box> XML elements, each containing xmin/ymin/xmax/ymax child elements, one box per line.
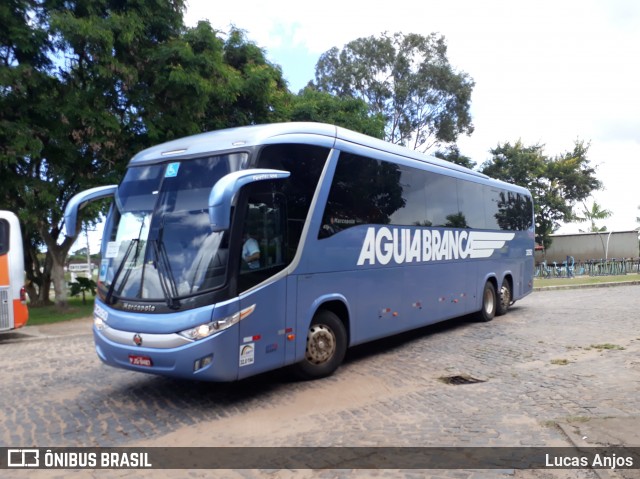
<box><xmin>257</xmin><ymin>144</ymin><xmax>330</xmax><ymax>250</ymax></box>
<box><xmin>498</xmin><ymin>192</ymin><xmax>533</xmax><ymax>231</ymax></box>
<box><xmin>238</xmin><ymin>144</ymin><xmax>330</xmax><ymax>292</ymax></box>
<box><xmin>484</xmin><ymin>187</ymin><xmax>504</xmax><ymax>230</ymax></box>
<box><xmin>457</xmin><ymin>180</ymin><xmax>486</xmax><ymax>229</ymax></box>
<box><xmin>320</xmin><ymin>153</ymin><xmax>406</xmax><ymax>236</ymax></box>
<box><xmin>157</xmin><ymin>156</ymin><xmax>235</xmax><ymax>214</ymax></box>
<box><xmin>0</xmin><ymin>219</ymin><xmax>8</xmax><ymax>255</ymax></box>
<box><xmin>390</xmin><ymin>166</ymin><xmax>428</xmax><ymax>226</ymax></box>
<box><xmin>485</xmin><ymin>188</ymin><xmax>533</xmax><ymax>231</ymax></box>
<box><xmin>116</xmin><ymin>165</ymin><xmax>165</xmax><ymax>213</ymax></box>
<box><xmin>238</xmin><ymin>184</ymin><xmax>288</xmax><ymax>293</ymax></box>
<box><xmin>520</xmin><ymin>194</ymin><xmax>534</xmax><ymax>230</ymax></box>
<box><xmin>321</xmin><ymin>153</ymin><xmax>476</xmax><ymax>235</ymax></box>
<box><xmin>320</xmin><ymin>152</ymin><xmax>531</xmax><ymax>237</ymax></box>
<box><xmin>424</xmin><ymin>173</ymin><xmax>460</xmax><ymax>227</ymax></box>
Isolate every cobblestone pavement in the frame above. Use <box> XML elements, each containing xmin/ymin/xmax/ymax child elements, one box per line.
<box><xmin>1</xmin><ymin>285</ymin><xmax>640</xmax><ymax>479</ymax></box>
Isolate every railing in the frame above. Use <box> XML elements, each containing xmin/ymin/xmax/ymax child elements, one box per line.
<box><xmin>535</xmin><ymin>258</ymin><xmax>640</xmax><ymax>278</ymax></box>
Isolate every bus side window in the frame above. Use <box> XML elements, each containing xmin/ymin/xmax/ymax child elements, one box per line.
<box><xmin>238</xmin><ymin>186</ymin><xmax>287</xmax><ymax>293</ymax></box>
<box><xmin>0</xmin><ymin>219</ymin><xmax>8</xmax><ymax>255</ymax></box>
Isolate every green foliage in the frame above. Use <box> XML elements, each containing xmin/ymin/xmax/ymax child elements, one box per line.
<box><xmin>288</xmin><ymin>87</ymin><xmax>385</xmax><ymax>138</ymax></box>
<box><xmin>69</xmin><ymin>276</ymin><xmax>97</xmax><ymax>304</ymax></box>
<box><xmin>219</xmin><ymin>28</ymin><xmax>290</xmax><ymax>127</ymax></box>
<box><xmin>1</xmin><ymin>2</ymin><xmax>289</xmax><ymax>305</ymax></box>
<box><xmin>313</xmin><ymin>32</ymin><xmax>474</xmax><ymax>151</ymax></box>
<box><xmin>481</xmin><ymin>140</ymin><xmax>602</xmax><ymax>249</ymax></box>
<box><xmin>434</xmin><ymin>145</ymin><xmax>476</xmax><ymax>169</ymax></box>
<box><xmin>576</xmin><ymin>201</ymin><xmax>612</xmax><ymax>232</ymax></box>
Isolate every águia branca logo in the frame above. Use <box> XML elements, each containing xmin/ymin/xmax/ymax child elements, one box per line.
<box><xmin>357</xmin><ymin>227</ymin><xmax>515</xmax><ymax>266</ymax></box>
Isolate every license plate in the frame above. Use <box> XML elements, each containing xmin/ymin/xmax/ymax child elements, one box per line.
<box><xmin>129</xmin><ymin>355</ymin><xmax>153</xmax><ymax>367</ymax></box>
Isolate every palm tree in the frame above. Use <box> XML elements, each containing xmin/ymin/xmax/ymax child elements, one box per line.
<box><xmin>577</xmin><ymin>201</ymin><xmax>612</xmax><ymax>232</ymax></box>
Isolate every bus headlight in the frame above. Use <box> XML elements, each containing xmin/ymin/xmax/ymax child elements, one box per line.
<box><xmin>179</xmin><ymin>312</ymin><xmax>240</xmax><ymax>341</ymax></box>
<box><xmin>94</xmin><ymin>317</ymin><xmax>106</xmax><ymax>331</ymax></box>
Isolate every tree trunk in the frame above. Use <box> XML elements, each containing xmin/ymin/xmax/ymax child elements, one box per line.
<box><xmin>38</xmin><ymin>276</ymin><xmax>53</xmax><ymax>306</ymax></box>
<box><xmin>38</xmin><ymin>223</ymin><xmax>76</xmax><ymax>308</ymax></box>
<box><xmin>50</xmin><ymin>253</ymin><xmax>68</xmax><ymax>308</ymax></box>
<box><xmin>21</xmin><ymin>231</ymin><xmax>55</xmax><ymax>306</ymax></box>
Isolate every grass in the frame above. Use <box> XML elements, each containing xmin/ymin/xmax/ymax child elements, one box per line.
<box><xmin>27</xmin><ymin>297</ymin><xmax>95</xmax><ymax>326</ymax></box>
<box><xmin>534</xmin><ymin>273</ymin><xmax>640</xmax><ymax>288</ymax></box>
<box><xmin>550</xmin><ymin>359</ymin><xmax>570</xmax><ymax>366</ymax></box>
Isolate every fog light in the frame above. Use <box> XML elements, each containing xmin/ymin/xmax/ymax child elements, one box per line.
<box><xmin>194</xmin><ymin>354</ymin><xmax>214</xmax><ymax>372</ymax></box>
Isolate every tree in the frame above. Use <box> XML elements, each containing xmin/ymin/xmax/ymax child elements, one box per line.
<box><xmin>137</xmin><ymin>24</ymin><xmax>290</xmax><ymax>142</ymax></box>
<box><xmin>576</xmin><ymin>201</ymin><xmax>612</xmax><ymax>232</ymax></box>
<box><xmin>1</xmin><ymin>0</ymin><xmax>187</xmax><ymax>306</ymax></box>
<box><xmin>481</xmin><ymin>140</ymin><xmax>602</xmax><ymax>249</ymax></box>
<box><xmin>313</xmin><ymin>32</ymin><xmax>474</xmax><ymax>152</ymax></box>
<box><xmin>69</xmin><ymin>276</ymin><xmax>97</xmax><ymax>305</ymax></box>
<box><xmin>434</xmin><ymin>145</ymin><xmax>476</xmax><ymax>169</ymax></box>
<box><xmin>1</xmin><ymin>2</ymin><xmax>290</xmax><ymax>306</ymax></box>
<box><xmin>287</xmin><ymin>86</ymin><xmax>385</xmax><ymax>138</ymax></box>
<box><xmin>218</xmin><ymin>27</ymin><xmax>290</xmax><ymax>127</ymax></box>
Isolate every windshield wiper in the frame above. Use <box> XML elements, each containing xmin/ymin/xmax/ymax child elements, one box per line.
<box><xmin>152</xmin><ymin>238</ymin><xmax>181</xmax><ymax>310</ymax></box>
<box><xmin>105</xmin><ymin>238</ymin><xmax>139</xmax><ymax>305</ymax></box>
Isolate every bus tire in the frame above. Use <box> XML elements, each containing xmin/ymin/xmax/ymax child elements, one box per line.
<box><xmin>496</xmin><ymin>280</ymin><xmax>512</xmax><ymax>316</ymax></box>
<box><xmin>476</xmin><ymin>281</ymin><xmax>497</xmax><ymax>322</ymax></box>
<box><xmin>293</xmin><ymin>310</ymin><xmax>347</xmax><ymax>380</ymax></box>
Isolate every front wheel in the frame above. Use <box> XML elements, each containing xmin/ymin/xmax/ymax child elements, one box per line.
<box><xmin>292</xmin><ymin>310</ymin><xmax>347</xmax><ymax>380</ymax></box>
<box><xmin>476</xmin><ymin>281</ymin><xmax>497</xmax><ymax>322</ymax></box>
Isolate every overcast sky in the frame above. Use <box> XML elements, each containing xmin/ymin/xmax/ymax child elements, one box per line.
<box><xmin>184</xmin><ymin>0</ymin><xmax>640</xmax><ymax>234</ymax></box>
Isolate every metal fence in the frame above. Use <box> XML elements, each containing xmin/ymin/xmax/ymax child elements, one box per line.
<box><xmin>535</xmin><ymin>258</ymin><xmax>640</xmax><ymax>278</ymax></box>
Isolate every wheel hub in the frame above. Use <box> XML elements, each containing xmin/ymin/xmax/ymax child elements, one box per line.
<box><xmin>306</xmin><ymin>325</ymin><xmax>336</xmax><ymax>365</ymax></box>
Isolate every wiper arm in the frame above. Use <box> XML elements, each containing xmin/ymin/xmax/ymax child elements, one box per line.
<box><xmin>105</xmin><ymin>238</ymin><xmax>139</xmax><ymax>305</ymax></box>
<box><xmin>152</xmin><ymin>238</ymin><xmax>181</xmax><ymax>310</ymax></box>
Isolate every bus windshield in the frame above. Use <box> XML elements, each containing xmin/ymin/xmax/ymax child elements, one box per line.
<box><xmin>100</xmin><ymin>153</ymin><xmax>247</xmax><ymax>303</ymax></box>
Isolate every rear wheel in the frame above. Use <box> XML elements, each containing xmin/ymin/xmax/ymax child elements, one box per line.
<box><xmin>496</xmin><ymin>280</ymin><xmax>512</xmax><ymax>316</ymax></box>
<box><xmin>476</xmin><ymin>281</ymin><xmax>497</xmax><ymax>322</ymax></box>
<box><xmin>292</xmin><ymin>310</ymin><xmax>347</xmax><ymax>380</ymax></box>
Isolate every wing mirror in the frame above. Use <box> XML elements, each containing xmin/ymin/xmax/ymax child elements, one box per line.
<box><xmin>208</xmin><ymin>169</ymin><xmax>290</xmax><ymax>231</ymax></box>
<box><xmin>64</xmin><ymin>185</ymin><xmax>117</xmax><ymax>237</ymax></box>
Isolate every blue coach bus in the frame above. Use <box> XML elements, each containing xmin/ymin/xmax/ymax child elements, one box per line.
<box><xmin>65</xmin><ymin>123</ymin><xmax>534</xmax><ymax>381</ymax></box>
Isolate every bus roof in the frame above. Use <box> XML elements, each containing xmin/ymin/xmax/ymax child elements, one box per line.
<box><xmin>128</xmin><ymin>122</ymin><xmax>529</xmax><ymax>191</ymax></box>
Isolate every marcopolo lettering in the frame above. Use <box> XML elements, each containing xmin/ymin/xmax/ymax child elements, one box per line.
<box><xmin>357</xmin><ymin>227</ymin><xmax>515</xmax><ymax>266</ymax></box>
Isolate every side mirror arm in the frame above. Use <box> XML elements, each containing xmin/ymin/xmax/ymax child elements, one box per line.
<box><xmin>64</xmin><ymin>185</ymin><xmax>117</xmax><ymax>237</ymax></box>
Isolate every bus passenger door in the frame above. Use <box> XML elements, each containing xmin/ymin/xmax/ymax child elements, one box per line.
<box><xmin>236</xmin><ymin>190</ymin><xmax>288</xmax><ymax>379</ymax></box>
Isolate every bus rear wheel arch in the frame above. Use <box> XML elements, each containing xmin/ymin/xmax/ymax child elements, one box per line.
<box><xmin>292</xmin><ymin>309</ymin><xmax>347</xmax><ymax>380</ymax></box>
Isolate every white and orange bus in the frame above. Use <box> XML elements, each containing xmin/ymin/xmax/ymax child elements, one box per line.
<box><xmin>0</xmin><ymin>211</ymin><xmax>28</xmax><ymax>332</ymax></box>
